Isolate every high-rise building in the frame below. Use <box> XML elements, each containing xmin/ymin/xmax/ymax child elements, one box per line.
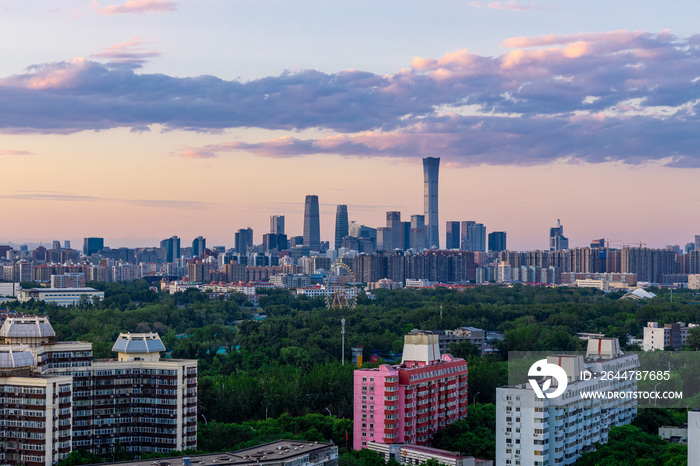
<box><xmin>235</xmin><ymin>228</ymin><xmax>254</xmax><ymax>254</ymax></box>
<box><xmin>488</xmin><ymin>231</ymin><xmax>507</xmax><ymax>252</ymax></box>
<box><xmin>83</xmin><ymin>237</ymin><xmax>104</xmax><ymax>256</ymax></box>
<box><xmin>460</xmin><ymin>221</ymin><xmax>475</xmax><ymax>250</ymax></box>
<box><xmin>335</xmin><ymin>205</ymin><xmax>349</xmax><ymax>250</ymax></box>
<box><xmin>410</xmin><ymin>215</ymin><xmax>427</xmax><ymax>250</ymax></box>
<box><xmin>423</xmin><ymin>157</ymin><xmax>440</xmax><ymax>249</ymax></box>
<box><xmin>496</xmin><ymin>339</ymin><xmax>638</xmax><ymax>466</ymax></box>
<box><xmin>263</xmin><ymin>233</ymin><xmax>288</xmax><ymax>251</ymax></box>
<box><xmin>270</xmin><ymin>215</ymin><xmax>285</xmax><ymax>235</ymax></box>
<box><xmin>161</xmin><ymin>236</ymin><xmax>181</xmax><ymax>262</ymax></box>
<box><xmin>192</xmin><ymin>236</ymin><xmax>206</xmax><ymax>257</ymax></box>
<box><xmin>353</xmin><ymin>331</ymin><xmax>468</xmax><ymax>450</ymax></box>
<box><xmin>401</xmin><ymin>222</ymin><xmax>411</xmax><ymax>251</ymax></box>
<box><xmin>466</xmin><ymin>223</ymin><xmax>486</xmax><ymax>252</ymax></box>
<box><xmin>695</xmin><ymin>235</ymin><xmax>700</xmax><ymax>252</ymax></box>
<box><xmin>304</xmin><ymin>195</ymin><xmax>321</xmax><ymax>251</ymax></box>
<box><xmin>549</xmin><ymin>219</ymin><xmax>569</xmax><ymax>251</ymax></box>
<box><xmin>386</xmin><ymin>211</ymin><xmax>402</xmax><ymax>251</ymax></box>
<box><xmin>445</xmin><ymin>221</ymin><xmax>460</xmax><ymax>249</ymax></box>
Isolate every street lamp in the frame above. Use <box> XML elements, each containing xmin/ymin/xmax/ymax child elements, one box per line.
<box><xmin>266</xmin><ymin>402</ymin><xmax>272</xmax><ymax>420</ymax></box>
<box><xmin>473</xmin><ymin>392</ymin><xmax>481</xmax><ymax>405</ymax></box>
<box><xmin>325</xmin><ymin>407</ymin><xmax>332</xmax><ymax>416</ymax></box>
<box><xmin>654</xmin><ymin>382</ymin><xmax>662</xmax><ymax>408</ymax></box>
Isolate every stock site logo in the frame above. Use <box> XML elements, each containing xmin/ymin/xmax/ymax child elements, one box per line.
<box><xmin>528</xmin><ymin>359</ymin><xmax>568</xmax><ymax>399</ymax></box>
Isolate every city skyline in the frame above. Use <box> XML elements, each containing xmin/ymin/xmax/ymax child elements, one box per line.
<box><xmin>2</xmin><ymin>2</ymin><xmax>699</xmax><ymax>250</ymax></box>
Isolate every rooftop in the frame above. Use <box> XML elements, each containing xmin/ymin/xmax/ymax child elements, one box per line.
<box><xmin>0</xmin><ymin>316</ymin><xmax>56</xmax><ymax>339</ymax></box>
<box><xmin>112</xmin><ymin>333</ymin><xmax>166</xmax><ymax>354</ymax></box>
<box><xmin>100</xmin><ymin>440</ymin><xmax>335</xmax><ymax>466</ymax></box>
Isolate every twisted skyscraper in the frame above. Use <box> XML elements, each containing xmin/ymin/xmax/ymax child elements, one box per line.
<box><xmin>423</xmin><ymin>157</ymin><xmax>440</xmax><ymax>249</ymax></box>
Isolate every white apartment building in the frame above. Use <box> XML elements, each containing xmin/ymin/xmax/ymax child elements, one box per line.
<box><xmin>643</xmin><ymin>321</ymin><xmax>700</xmax><ymax>351</ymax></box>
<box><xmin>496</xmin><ymin>338</ymin><xmax>639</xmax><ymax>466</ymax></box>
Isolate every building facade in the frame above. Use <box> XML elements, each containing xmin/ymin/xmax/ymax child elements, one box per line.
<box><xmin>423</xmin><ymin>157</ymin><xmax>440</xmax><ymax>249</ymax></box>
<box><xmin>304</xmin><ymin>195</ymin><xmax>321</xmax><ymax>251</ymax></box>
<box><xmin>353</xmin><ymin>332</ymin><xmax>468</xmax><ymax>450</ymax></box>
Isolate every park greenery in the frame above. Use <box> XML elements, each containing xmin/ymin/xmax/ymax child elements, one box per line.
<box><xmin>7</xmin><ymin>280</ymin><xmax>700</xmax><ymax>464</ymax></box>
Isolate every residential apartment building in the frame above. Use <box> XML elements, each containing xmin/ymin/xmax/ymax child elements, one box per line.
<box><xmin>0</xmin><ymin>317</ymin><xmax>197</xmax><ymax>464</ymax></box>
<box><xmin>495</xmin><ymin>338</ymin><xmax>639</xmax><ymax>466</ymax></box>
<box><xmin>643</xmin><ymin>321</ymin><xmax>700</xmax><ymax>351</ymax></box>
<box><xmin>353</xmin><ymin>332</ymin><xmax>468</xmax><ymax>450</ymax></box>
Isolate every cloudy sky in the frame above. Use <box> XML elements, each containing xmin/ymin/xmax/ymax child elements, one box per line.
<box><xmin>2</xmin><ymin>0</ymin><xmax>699</xmax><ymax>250</ymax></box>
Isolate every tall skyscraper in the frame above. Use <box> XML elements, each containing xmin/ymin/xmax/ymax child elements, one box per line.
<box><xmin>445</xmin><ymin>221</ymin><xmax>460</xmax><ymax>249</ymax></box>
<box><xmin>270</xmin><ymin>215</ymin><xmax>285</xmax><ymax>235</ymax></box>
<box><xmin>163</xmin><ymin>236</ymin><xmax>180</xmax><ymax>262</ymax></box>
<box><xmin>192</xmin><ymin>236</ymin><xmax>206</xmax><ymax>257</ymax></box>
<box><xmin>695</xmin><ymin>235</ymin><xmax>700</xmax><ymax>252</ymax></box>
<box><xmin>386</xmin><ymin>211</ymin><xmax>402</xmax><ymax>251</ymax></box>
<box><xmin>423</xmin><ymin>157</ymin><xmax>440</xmax><ymax>249</ymax></box>
<box><xmin>335</xmin><ymin>205</ymin><xmax>349</xmax><ymax>250</ymax></box>
<box><xmin>83</xmin><ymin>237</ymin><xmax>104</xmax><ymax>256</ymax></box>
<box><xmin>304</xmin><ymin>195</ymin><xmax>321</xmax><ymax>250</ymax></box>
<box><xmin>549</xmin><ymin>219</ymin><xmax>569</xmax><ymax>251</ymax></box>
<box><xmin>235</xmin><ymin>228</ymin><xmax>253</xmax><ymax>254</ymax></box>
<box><xmin>488</xmin><ymin>231</ymin><xmax>507</xmax><ymax>252</ymax></box>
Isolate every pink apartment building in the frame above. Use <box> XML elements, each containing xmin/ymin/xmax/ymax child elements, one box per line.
<box><xmin>353</xmin><ymin>332</ymin><xmax>469</xmax><ymax>450</ymax></box>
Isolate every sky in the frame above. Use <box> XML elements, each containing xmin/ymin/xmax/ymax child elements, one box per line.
<box><xmin>1</xmin><ymin>0</ymin><xmax>700</xmax><ymax>251</ymax></box>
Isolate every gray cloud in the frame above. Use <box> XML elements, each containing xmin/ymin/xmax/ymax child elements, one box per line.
<box><xmin>1</xmin><ymin>31</ymin><xmax>699</xmax><ymax>166</ymax></box>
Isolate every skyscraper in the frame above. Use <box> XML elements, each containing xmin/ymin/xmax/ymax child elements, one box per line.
<box><xmin>235</xmin><ymin>228</ymin><xmax>253</xmax><ymax>254</ymax></box>
<box><xmin>335</xmin><ymin>205</ymin><xmax>349</xmax><ymax>250</ymax></box>
<box><xmin>445</xmin><ymin>221</ymin><xmax>460</xmax><ymax>249</ymax></box>
<box><xmin>423</xmin><ymin>157</ymin><xmax>440</xmax><ymax>249</ymax></box>
<box><xmin>549</xmin><ymin>219</ymin><xmax>569</xmax><ymax>251</ymax></box>
<box><xmin>386</xmin><ymin>211</ymin><xmax>402</xmax><ymax>251</ymax></box>
<box><xmin>488</xmin><ymin>231</ymin><xmax>507</xmax><ymax>252</ymax></box>
<box><xmin>270</xmin><ymin>215</ymin><xmax>285</xmax><ymax>235</ymax></box>
<box><xmin>304</xmin><ymin>195</ymin><xmax>321</xmax><ymax>250</ymax></box>
<box><xmin>695</xmin><ymin>235</ymin><xmax>700</xmax><ymax>252</ymax></box>
<box><xmin>460</xmin><ymin>220</ymin><xmax>475</xmax><ymax>250</ymax></box>
<box><xmin>467</xmin><ymin>223</ymin><xmax>486</xmax><ymax>252</ymax></box>
<box><xmin>163</xmin><ymin>236</ymin><xmax>180</xmax><ymax>262</ymax></box>
<box><xmin>83</xmin><ymin>237</ymin><xmax>104</xmax><ymax>256</ymax></box>
<box><xmin>192</xmin><ymin>236</ymin><xmax>206</xmax><ymax>257</ymax></box>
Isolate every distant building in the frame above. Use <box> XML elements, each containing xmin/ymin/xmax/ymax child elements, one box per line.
<box><xmin>304</xmin><ymin>195</ymin><xmax>321</xmax><ymax>251</ymax></box>
<box><xmin>161</xmin><ymin>236</ymin><xmax>181</xmax><ymax>262</ymax></box>
<box><xmin>445</xmin><ymin>221</ymin><xmax>460</xmax><ymax>250</ymax></box>
<box><xmin>18</xmin><ymin>287</ymin><xmax>104</xmax><ymax>306</ymax></box>
<box><xmin>335</xmin><ymin>205</ymin><xmax>349</xmax><ymax>250</ymax></box>
<box><xmin>549</xmin><ymin>219</ymin><xmax>569</xmax><ymax>251</ymax></box>
<box><xmin>235</xmin><ymin>228</ymin><xmax>254</xmax><ymax>254</ymax></box>
<box><xmin>643</xmin><ymin>321</ymin><xmax>699</xmax><ymax>351</ymax></box>
<box><xmin>387</xmin><ymin>211</ymin><xmax>402</xmax><ymax>251</ymax></box>
<box><xmin>270</xmin><ymin>215</ymin><xmax>285</xmax><ymax>235</ymax></box>
<box><xmin>689</xmin><ymin>274</ymin><xmax>700</xmax><ymax>290</ymax></box>
<box><xmin>50</xmin><ymin>272</ymin><xmax>86</xmax><ymax>288</ymax></box>
<box><xmin>466</xmin><ymin>223</ymin><xmax>486</xmax><ymax>252</ymax></box>
<box><xmin>423</xmin><ymin>157</ymin><xmax>440</xmax><ymax>249</ymax></box>
<box><xmin>410</xmin><ymin>215</ymin><xmax>427</xmax><ymax>251</ymax></box>
<box><xmin>488</xmin><ymin>232</ymin><xmax>507</xmax><ymax>253</ymax></box>
<box><xmin>353</xmin><ymin>331</ymin><xmax>468</xmax><ymax>449</ymax></box>
<box><xmin>83</xmin><ymin>237</ymin><xmax>104</xmax><ymax>256</ymax></box>
<box><xmin>689</xmin><ymin>409</ymin><xmax>700</xmax><ymax>462</ymax></box>
<box><xmin>192</xmin><ymin>236</ymin><xmax>206</xmax><ymax>258</ymax></box>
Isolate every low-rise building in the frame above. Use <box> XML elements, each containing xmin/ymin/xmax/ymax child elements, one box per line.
<box><xmin>643</xmin><ymin>321</ymin><xmax>700</xmax><ymax>351</ymax></box>
<box><xmin>367</xmin><ymin>442</ymin><xmax>493</xmax><ymax>466</ymax></box>
<box><xmin>18</xmin><ymin>287</ymin><xmax>104</xmax><ymax>306</ymax></box>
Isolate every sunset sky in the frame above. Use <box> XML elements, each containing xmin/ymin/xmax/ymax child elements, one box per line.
<box><xmin>1</xmin><ymin>0</ymin><xmax>699</xmax><ymax>251</ymax></box>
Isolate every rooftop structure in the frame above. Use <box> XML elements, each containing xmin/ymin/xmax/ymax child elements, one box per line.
<box><xmin>112</xmin><ymin>332</ymin><xmax>167</xmax><ymax>361</ymax></box>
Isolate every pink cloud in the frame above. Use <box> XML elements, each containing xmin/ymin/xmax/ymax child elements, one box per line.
<box><xmin>502</xmin><ymin>30</ymin><xmax>647</xmax><ymax>48</ymax></box>
<box><xmin>91</xmin><ymin>37</ymin><xmax>159</xmax><ymax>69</ymax></box>
<box><xmin>0</xmin><ymin>149</ymin><xmax>33</xmax><ymax>156</ymax></box>
<box><xmin>93</xmin><ymin>0</ymin><xmax>177</xmax><ymax>15</ymax></box>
